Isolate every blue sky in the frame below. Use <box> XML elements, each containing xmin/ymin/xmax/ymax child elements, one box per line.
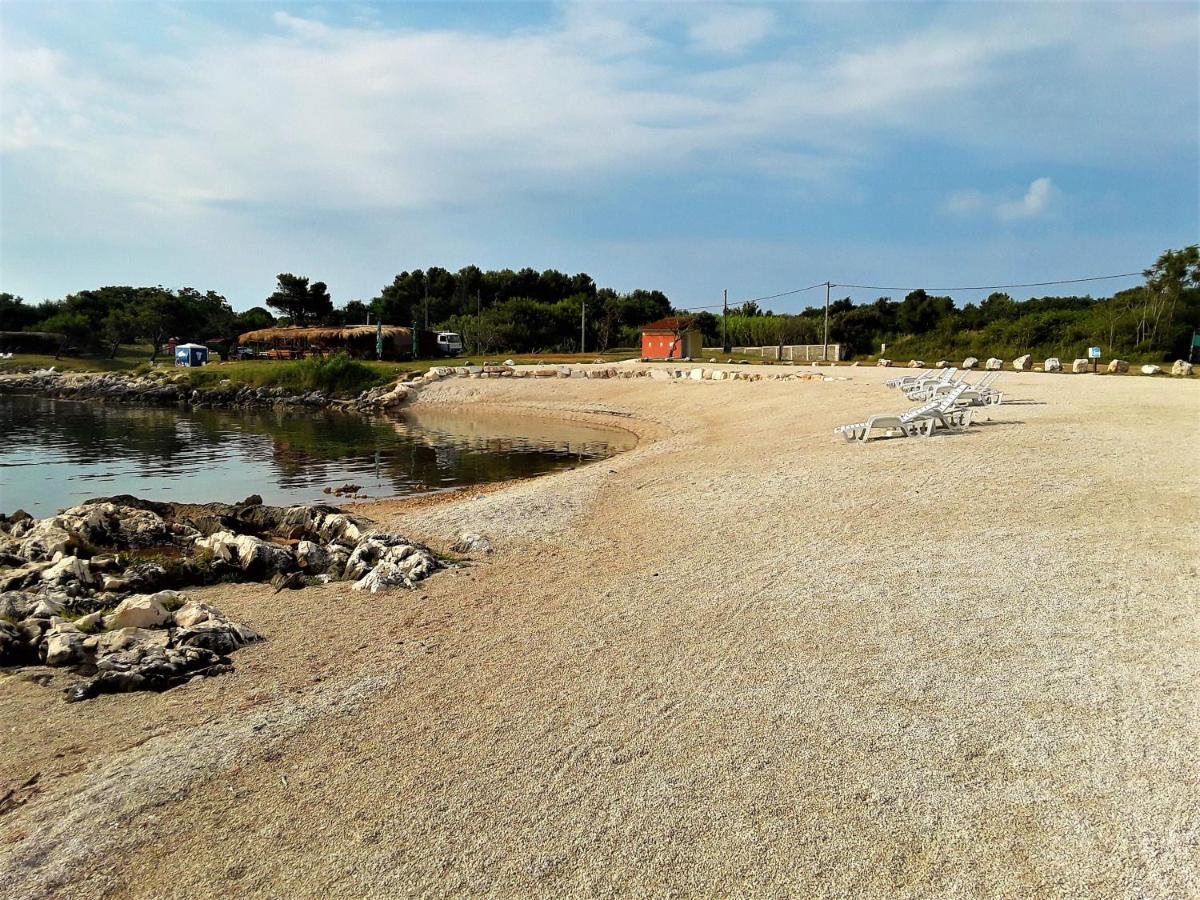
<box><xmin>1</xmin><ymin>1</ymin><xmax>1197</xmax><ymax>313</ymax></box>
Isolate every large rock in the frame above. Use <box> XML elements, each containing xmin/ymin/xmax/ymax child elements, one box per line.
<box><xmin>294</xmin><ymin>540</ymin><xmax>331</xmax><ymax>573</ymax></box>
<box><xmin>907</xmin><ymin>360</ymin><xmax>925</xmax><ymax>369</ymax></box>
<box><xmin>935</xmin><ymin>360</ymin><xmax>950</xmax><ymax>369</ymax></box>
<box><xmin>42</xmin><ymin>625</ymin><xmax>89</xmax><ymax>667</ymax></box>
<box><xmin>195</xmin><ymin>531</ymin><xmax>292</xmax><ymax>575</ymax></box>
<box><xmin>1044</xmin><ymin>358</ymin><xmax>1062</xmax><ymax>372</ymax></box>
<box><xmin>1141</xmin><ymin>364</ymin><xmax>1162</xmax><ymax>375</ymax></box>
<box><xmin>1013</xmin><ymin>354</ymin><xmax>1033</xmax><ymax>371</ymax></box>
<box><xmin>1172</xmin><ymin>359</ymin><xmax>1194</xmax><ymax>376</ymax></box>
<box><xmin>1072</xmin><ymin>358</ymin><xmax>1091</xmax><ymax>373</ymax></box>
<box><xmin>451</xmin><ymin>532</ymin><xmax>494</xmax><ymax>555</ymax></box>
<box><xmin>985</xmin><ymin>358</ymin><xmax>1004</xmax><ymax>370</ymax></box>
<box><xmin>962</xmin><ymin>357</ymin><xmax>979</xmax><ymax>369</ymax></box>
<box><xmin>15</xmin><ymin>519</ymin><xmax>75</xmax><ymax>561</ymax></box>
<box><xmin>876</xmin><ymin>358</ymin><xmax>892</xmax><ymax>367</ymax></box>
<box><xmin>172</xmin><ymin>599</ymin><xmax>227</xmax><ymax>629</ymax></box>
<box><xmin>104</xmin><ymin>593</ymin><xmax>171</xmax><ymax>630</ymax></box>
<box><xmin>346</xmin><ymin>533</ymin><xmax>441</xmax><ymax>592</ymax></box>
<box><xmin>1107</xmin><ymin>359</ymin><xmax>1129</xmax><ymax>374</ymax></box>
<box><xmin>40</xmin><ymin>555</ymin><xmax>94</xmax><ymax>587</ymax></box>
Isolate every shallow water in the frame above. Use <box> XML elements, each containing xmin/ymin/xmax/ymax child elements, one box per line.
<box><xmin>0</xmin><ymin>395</ymin><xmax>635</xmax><ymax>516</ymax></box>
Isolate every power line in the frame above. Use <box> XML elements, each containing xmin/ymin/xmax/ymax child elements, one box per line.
<box><xmin>675</xmin><ymin>269</ymin><xmax>1143</xmax><ymax>314</ymax></box>
<box><xmin>831</xmin><ymin>271</ymin><xmax>1143</xmax><ymax>293</ymax></box>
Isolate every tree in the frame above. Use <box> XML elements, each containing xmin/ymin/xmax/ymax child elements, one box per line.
<box><xmin>266</xmin><ymin>274</ymin><xmax>333</xmax><ymax>326</ymax></box>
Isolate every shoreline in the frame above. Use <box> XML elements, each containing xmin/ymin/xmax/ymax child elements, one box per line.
<box><xmin>1</xmin><ymin>366</ymin><xmax>1198</xmax><ymax>896</ymax></box>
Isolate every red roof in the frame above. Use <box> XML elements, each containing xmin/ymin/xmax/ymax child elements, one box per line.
<box><xmin>641</xmin><ymin>316</ymin><xmax>697</xmax><ymax>333</ymax></box>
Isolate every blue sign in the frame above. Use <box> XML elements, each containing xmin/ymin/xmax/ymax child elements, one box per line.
<box><xmin>1088</xmin><ymin>346</ymin><xmax>1102</xmax><ymax>359</ymax></box>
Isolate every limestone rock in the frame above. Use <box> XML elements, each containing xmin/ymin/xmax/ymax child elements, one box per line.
<box><xmin>877</xmin><ymin>359</ymin><xmax>892</xmax><ymax>367</ymax></box>
<box><xmin>195</xmin><ymin>531</ymin><xmax>292</xmax><ymax>575</ymax></box>
<box><xmin>935</xmin><ymin>360</ymin><xmax>949</xmax><ymax>369</ymax></box>
<box><xmin>1106</xmin><ymin>359</ymin><xmax>1129</xmax><ymax>374</ymax></box>
<box><xmin>985</xmin><ymin>358</ymin><xmax>1003</xmax><ymax>370</ymax></box>
<box><xmin>347</xmin><ymin>533</ymin><xmax>441</xmax><ymax>592</ymax></box>
<box><xmin>451</xmin><ymin>532</ymin><xmax>494</xmax><ymax>555</ymax></box>
<box><xmin>104</xmin><ymin>593</ymin><xmax>171</xmax><ymax>630</ymax></box>
<box><xmin>1141</xmin><ymin>364</ymin><xmax>1162</xmax><ymax>375</ymax></box>
<box><xmin>1044</xmin><ymin>358</ymin><xmax>1062</xmax><ymax>372</ymax></box>
<box><xmin>1013</xmin><ymin>354</ymin><xmax>1033</xmax><ymax>371</ymax></box>
<box><xmin>173</xmin><ymin>599</ymin><xmax>227</xmax><ymax>629</ymax></box>
<box><xmin>295</xmin><ymin>540</ymin><xmax>331</xmax><ymax>573</ymax></box>
<box><xmin>962</xmin><ymin>357</ymin><xmax>979</xmax><ymax>369</ymax></box>
<box><xmin>1072</xmin><ymin>358</ymin><xmax>1091</xmax><ymax>373</ymax></box>
<box><xmin>907</xmin><ymin>360</ymin><xmax>925</xmax><ymax>368</ymax></box>
<box><xmin>40</xmin><ymin>555</ymin><xmax>94</xmax><ymax>587</ymax></box>
<box><xmin>1172</xmin><ymin>359</ymin><xmax>1194</xmax><ymax>376</ymax></box>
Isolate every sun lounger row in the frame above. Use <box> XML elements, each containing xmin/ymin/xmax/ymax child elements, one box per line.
<box><xmin>835</xmin><ymin>374</ymin><xmax>1004</xmax><ymax>442</ymax></box>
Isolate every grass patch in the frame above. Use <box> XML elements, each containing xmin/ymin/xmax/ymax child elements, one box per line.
<box><xmin>185</xmin><ymin>353</ymin><xmax>394</xmax><ymax>397</ymax></box>
<box><xmin>0</xmin><ymin>345</ymin><xmax>158</xmax><ymax>374</ymax></box>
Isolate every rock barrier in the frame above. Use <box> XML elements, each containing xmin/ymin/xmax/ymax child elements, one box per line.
<box><xmin>0</xmin><ymin>496</ymin><xmax>443</xmax><ymax>701</ymax></box>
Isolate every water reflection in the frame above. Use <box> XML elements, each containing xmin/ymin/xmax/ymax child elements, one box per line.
<box><xmin>0</xmin><ymin>395</ymin><xmax>634</xmax><ymax>515</ymax></box>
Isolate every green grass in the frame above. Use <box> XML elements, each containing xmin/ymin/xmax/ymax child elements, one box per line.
<box><xmin>0</xmin><ymin>345</ymin><xmax>159</xmax><ymax>374</ymax></box>
<box><xmin>185</xmin><ymin>353</ymin><xmax>394</xmax><ymax>396</ymax></box>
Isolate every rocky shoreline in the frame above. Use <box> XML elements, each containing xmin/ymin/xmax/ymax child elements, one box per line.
<box><xmin>0</xmin><ymin>495</ymin><xmax>445</xmax><ymax>702</ymax></box>
<box><xmin>0</xmin><ymin>370</ymin><xmax>413</xmax><ymax>412</ymax></box>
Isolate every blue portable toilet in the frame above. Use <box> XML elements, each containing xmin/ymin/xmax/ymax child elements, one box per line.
<box><xmin>174</xmin><ymin>343</ymin><xmax>210</xmax><ymax>367</ymax></box>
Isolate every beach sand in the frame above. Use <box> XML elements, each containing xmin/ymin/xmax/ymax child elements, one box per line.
<box><xmin>2</xmin><ymin>365</ymin><xmax>1198</xmax><ymax>897</ymax></box>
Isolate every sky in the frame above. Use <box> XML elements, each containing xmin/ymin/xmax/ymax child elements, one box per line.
<box><xmin>1</xmin><ymin>1</ymin><xmax>1197</xmax><ymax>313</ymax></box>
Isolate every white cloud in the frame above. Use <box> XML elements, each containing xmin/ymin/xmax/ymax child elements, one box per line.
<box><xmin>687</xmin><ymin>6</ymin><xmax>776</xmax><ymax>55</ymax></box>
<box><xmin>997</xmin><ymin>177</ymin><xmax>1057</xmax><ymax>221</ymax></box>
<box><xmin>943</xmin><ymin>189</ymin><xmax>986</xmax><ymax>215</ymax></box>
<box><xmin>0</xmin><ymin>4</ymin><xmax>1193</xmax><ymax>223</ymax></box>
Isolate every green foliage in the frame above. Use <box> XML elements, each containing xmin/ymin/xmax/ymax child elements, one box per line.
<box><xmin>186</xmin><ymin>352</ymin><xmax>391</xmax><ymax>396</ymax></box>
<box><xmin>265</xmin><ymin>273</ymin><xmax>333</xmax><ymax>326</ymax></box>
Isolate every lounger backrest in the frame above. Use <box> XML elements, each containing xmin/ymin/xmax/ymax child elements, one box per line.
<box><xmin>900</xmin><ymin>400</ymin><xmax>942</xmax><ymax>422</ymax></box>
<box><xmin>933</xmin><ymin>383</ymin><xmax>969</xmax><ymax>409</ymax></box>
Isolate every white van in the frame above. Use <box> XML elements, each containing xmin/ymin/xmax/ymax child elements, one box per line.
<box><xmin>436</xmin><ymin>332</ymin><xmax>464</xmax><ymax>356</ymax></box>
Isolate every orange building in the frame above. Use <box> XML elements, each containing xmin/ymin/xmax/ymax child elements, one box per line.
<box><xmin>641</xmin><ymin>317</ymin><xmax>703</xmax><ymax>360</ymax></box>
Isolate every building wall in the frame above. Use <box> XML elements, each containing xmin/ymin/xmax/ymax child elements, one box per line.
<box><xmin>642</xmin><ymin>330</ymin><xmax>702</xmax><ymax>360</ymax></box>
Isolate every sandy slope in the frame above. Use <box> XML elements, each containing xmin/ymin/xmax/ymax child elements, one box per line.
<box><xmin>2</xmin><ymin>366</ymin><xmax>1198</xmax><ymax>898</ymax></box>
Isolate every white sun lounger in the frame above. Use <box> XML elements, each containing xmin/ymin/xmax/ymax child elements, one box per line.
<box><xmin>835</xmin><ymin>383</ymin><xmax>972</xmax><ymax>442</ymax></box>
<box><xmin>930</xmin><ymin>371</ymin><xmax>1002</xmax><ymax>406</ymax></box>
<box><xmin>885</xmin><ymin>369</ymin><xmax>938</xmax><ymax>389</ymax></box>
<box><xmin>901</xmin><ymin>368</ymin><xmax>960</xmax><ymax>398</ymax></box>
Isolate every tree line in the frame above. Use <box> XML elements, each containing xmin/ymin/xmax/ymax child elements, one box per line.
<box><xmin>693</xmin><ymin>246</ymin><xmax>1200</xmax><ymax>363</ymax></box>
<box><xmin>1</xmin><ymin>247</ymin><xmax>1195</xmax><ymax>361</ymax></box>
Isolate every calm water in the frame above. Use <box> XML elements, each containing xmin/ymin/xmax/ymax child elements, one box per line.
<box><xmin>0</xmin><ymin>395</ymin><xmax>635</xmax><ymax>516</ymax></box>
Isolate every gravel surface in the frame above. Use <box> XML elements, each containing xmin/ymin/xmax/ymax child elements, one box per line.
<box><xmin>1</xmin><ymin>366</ymin><xmax>1197</xmax><ymax>897</ymax></box>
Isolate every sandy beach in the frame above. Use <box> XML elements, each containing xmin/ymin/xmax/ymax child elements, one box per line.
<box><xmin>2</xmin><ymin>365</ymin><xmax>1198</xmax><ymax>897</ymax></box>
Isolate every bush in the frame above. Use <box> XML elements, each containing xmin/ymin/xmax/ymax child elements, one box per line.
<box><xmin>187</xmin><ymin>352</ymin><xmax>391</xmax><ymax>396</ymax></box>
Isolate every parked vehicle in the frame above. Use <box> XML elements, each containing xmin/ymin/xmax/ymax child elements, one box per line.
<box><xmin>436</xmin><ymin>332</ymin><xmax>464</xmax><ymax>356</ymax></box>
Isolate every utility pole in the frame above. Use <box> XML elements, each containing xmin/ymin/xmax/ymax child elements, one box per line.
<box><xmin>475</xmin><ymin>289</ymin><xmax>481</xmax><ymax>355</ymax></box>
<box><xmin>823</xmin><ymin>281</ymin><xmax>832</xmax><ymax>361</ymax></box>
<box><xmin>722</xmin><ymin>288</ymin><xmax>730</xmax><ymax>353</ymax></box>
<box><xmin>423</xmin><ymin>281</ymin><xmax>429</xmax><ymax>331</ymax></box>
<box><xmin>580</xmin><ymin>296</ymin><xmax>586</xmax><ymax>355</ymax></box>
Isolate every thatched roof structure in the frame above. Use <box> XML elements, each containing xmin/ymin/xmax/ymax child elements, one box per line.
<box><xmin>237</xmin><ymin>325</ymin><xmax>412</xmax><ymax>345</ymax></box>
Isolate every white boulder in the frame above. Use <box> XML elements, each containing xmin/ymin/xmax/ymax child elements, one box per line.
<box><xmin>1107</xmin><ymin>359</ymin><xmax>1129</xmax><ymax>374</ymax></box>
<box><xmin>1013</xmin><ymin>354</ymin><xmax>1033</xmax><ymax>371</ymax></box>
<box><xmin>1172</xmin><ymin>359</ymin><xmax>1194</xmax><ymax>376</ymax></box>
<box><xmin>877</xmin><ymin>358</ymin><xmax>892</xmax><ymax>367</ymax></box>
<box><xmin>935</xmin><ymin>360</ymin><xmax>949</xmax><ymax>369</ymax></box>
<box><xmin>907</xmin><ymin>360</ymin><xmax>925</xmax><ymax>368</ymax></box>
<box><xmin>1141</xmin><ymin>364</ymin><xmax>1162</xmax><ymax>375</ymax></box>
<box><xmin>1044</xmin><ymin>358</ymin><xmax>1062</xmax><ymax>372</ymax></box>
<box><xmin>985</xmin><ymin>358</ymin><xmax>1004</xmax><ymax>370</ymax></box>
<box><xmin>104</xmin><ymin>593</ymin><xmax>170</xmax><ymax>630</ymax></box>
